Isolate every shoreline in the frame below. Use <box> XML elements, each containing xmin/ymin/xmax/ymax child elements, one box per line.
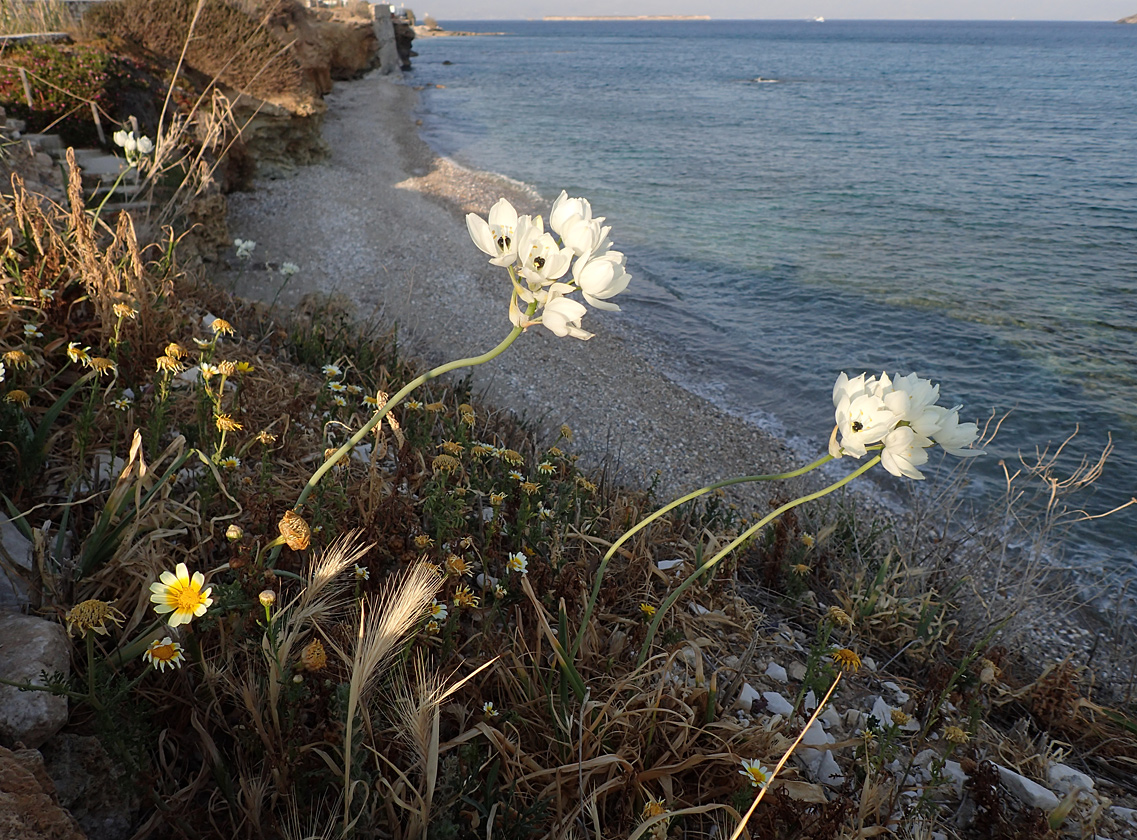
<box><xmin>223</xmin><ymin>69</ymin><xmax>1132</xmax><ymax>695</ymax></box>
<box><xmin>225</xmin><ymin>72</ymin><xmax>818</xmax><ymax>515</ymax></box>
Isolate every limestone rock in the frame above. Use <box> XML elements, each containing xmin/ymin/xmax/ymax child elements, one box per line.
<box><xmin>733</xmin><ymin>683</ymin><xmax>760</xmax><ymax>712</ymax></box>
<box><xmin>0</xmin><ymin>518</ymin><xmax>34</xmax><ymax>611</ymax></box>
<box><xmin>0</xmin><ymin>745</ymin><xmax>85</xmax><ymax>840</ymax></box>
<box><xmin>1047</xmin><ymin>763</ymin><xmax>1094</xmax><ymax>795</ymax></box>
<box><xmin>42</xmin><ymin>735</ymin><xmax>139</xmax><ymax>840</ymax></box>
<box><xmin>996</xmin><ymin>764</ymin><xmax>1060</xmax><ymax>811</ymax></box>
<box><xmin>0</xmin><ymin>614</ymin><xmax>70</xmax><ymax>748</ymax></box>
<box><xmin>807</xmin><ymin>749</ymin><xmax>844</xmax><ymax>789</ymax></box>
<box><xmin>761</xmin><ymin>691</ymin><xmax>794</xmax><ymax>717</ymax></box>
<box><xmin>764</xmin><ymin>661</ymin><xmax>788</xmax><ymax>682</ymax></box>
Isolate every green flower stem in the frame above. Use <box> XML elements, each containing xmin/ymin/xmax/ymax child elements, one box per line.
<box><xmin>636</xmin><ymin>454</ymin><xmax>882</xmax><ymax>667</ymax></box>
<box><xmin>570</xmin><ymin>454</ymin><xmax>833</xmax><ymax>663</ymax></box>
<box><xmin>0</xmin><ymin>676</ymin><xmax>86</xmax><ymax>701</ymax></box>
<box><xmin>90</xmin><ymin>163</ymin><xmax>136</xmax><ymax>229</ymax></box>
<box><xmin>269</xmin><ymin>320</ymin><xmax>529</xmax><ymax>566</ymax></box>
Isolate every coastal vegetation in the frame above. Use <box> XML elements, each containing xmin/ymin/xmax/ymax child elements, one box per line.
<box><xmin>1</xmin><ymin>3</ymin><xmax>1135</xmax><ymax>839</ymax></box>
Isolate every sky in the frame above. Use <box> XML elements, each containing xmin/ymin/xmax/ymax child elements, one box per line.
<box><xmin>411</xmin><ymin>1</ymin><xmax>1136</xmax><ymax>21</ymax></box>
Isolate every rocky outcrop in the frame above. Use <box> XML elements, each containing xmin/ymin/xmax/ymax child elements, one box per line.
<box><xmin>1118</xmin><ymin>12</ymin><xmax>1137</xmax><ymax>21</ymax></box>
<box><xmin>0</xmin><ymin>613</ymin><xmax>69</xmax><ymax>749</ymax></box>
<box><xmin>0</xmin><ymin>746</ymin><xmax>85</xmax><ymax>840</ymax></box>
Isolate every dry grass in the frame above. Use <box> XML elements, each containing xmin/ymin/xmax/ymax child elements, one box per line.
<box><xmin>81</xmin><ymin>0</ymin><xmax>312</xmax><ymax>107</ymax></box>
<box><xmin>0</xmin><ymin>0</ymin><xmax>78</xmax><ymax>36</ymax></box>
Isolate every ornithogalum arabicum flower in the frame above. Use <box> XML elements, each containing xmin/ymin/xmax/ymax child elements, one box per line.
<box><xmin>829</xmin><ymin>371</ymin><xmax>982</xmax><ymax>479</ymax></box>
<box><xmin>466</xmin><ymin>198</ymin><xmax>520</xmax><ymax>266</ymax></box>
<box><xmin>466</xmin><ymin>193</ymin><xmax>632</xmax><ymax>340</ymax></box>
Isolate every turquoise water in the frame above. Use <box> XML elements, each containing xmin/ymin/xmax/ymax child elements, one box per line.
<box><xmin>412</xmin><ymin>20</ymin><xmax>1137</xmax><ymax>584</ymax></box>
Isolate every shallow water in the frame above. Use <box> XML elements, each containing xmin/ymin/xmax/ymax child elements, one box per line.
<box><xmin>412</xmin><ymin>20</ymin><xmax>1137</xmax><ymax>590</ymax></box>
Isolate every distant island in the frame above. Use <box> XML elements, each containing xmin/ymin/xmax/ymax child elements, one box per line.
<box><xmin>1118</xmin><ymin>11</ymin><xmax>1137</xmax><ymax>22</ymax></box>
<box><xmin>543</xmin><ymin>15</ymin><xmax>711</xmax><ymax>20</ymax></box>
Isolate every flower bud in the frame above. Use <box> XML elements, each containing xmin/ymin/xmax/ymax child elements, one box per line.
<box><xmin>258</xmin><ymin>589</ymin><xmax>276</xmax><ymax>607</ymax></box>
<box><xmin>226</xmin><ymin>524</ymin><xmax>244</xmax><ymax>542</ymax></box>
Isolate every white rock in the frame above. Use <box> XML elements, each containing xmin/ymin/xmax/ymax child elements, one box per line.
<box><xmin>1110</xmin><ymin>806</ymin><xmax>1137</xmax><ymax>826</ymax></box>
<box><xmin>803</xmin><ymin>690</ymin><xmax>817</xmax><ymax>714</ymax></box>
<box><xmin>996</xmin><ymin>764</ymin><xmax>1059</xmax><ymax>810</ymax></box>
<box><xmin>820</xmin><ymin>706</ymin><xmax>843</xmax><ymax>730</ymax></box>
<box><xmin>0</xmin><ymin>613</ymin><xmax>70</xmax><ymax>747</ymax></box>
<box><xmin>861</xmin><ymin>656</ymin><xmax>877</xmax><ymax>672</ymax></box>
<box><xmin>734</xmin><ymin>683</ymin><xmax>761</xmax><ymax>713</ymax></box>
<box><xmin>883</xmin><ymin>680</ymin><xmax>910</xmax><ymax>703</ymax></box>
<box><xmin>870</xmin><ymin>696</ymin><xmax>893</xmax><ymax>726</ymax></box>
<box><xmin>657</xmin><ymin>558</ymin><xmax>684</xmax><ymax>572</ymax></box>
<box><xmin>809</xmin><ymin>749</ymin><xmax>844</xmax><ymax>789</ymax></box>
<box><xmin>764</xmin><ymin>661</ymin><xmax>788</xmax><ymax>683</ymax></box>
<box><xmin>762</xmin><ymin>691</ymin><xmax>794</xmax><ymax>717</ymax></box>
<box><xmin>688</xmin><ymin>602</ymin><xmax>710</xmax><ymax>615</ymax></box>
<box><xmin>0</xmin><ymin>518</ymin><xmax>34</xmax><ymax>611</ymax></box>
<box><xmin>788</xmin><ymin>661</ymin><xmax>807</xmax><ymax>681</ymax></box>
<box><xmin>801</xmin><ymin>720</ymin><xmax>832</xmax><ymax>747</ymax></box>
<box><xmin>1047</xmin><ymin>763</ymin><xmax>1094</xmax><ymax>794</ymax></box>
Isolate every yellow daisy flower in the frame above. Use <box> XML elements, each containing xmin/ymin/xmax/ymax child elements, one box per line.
<box><xmin>3</xmin><ymin>350</ymin><xmax>31</xmax><ymax>368</ymax></box>
<box><xmin>300</xmin><ymin>639</ymin><xmax>327</xmax><ymax>672</ymax></box>
<box><xmin>830</xmin><ymin>648</ymin><xmax>862</xmax><ymax>673</ymax></box>
<box><xmin>5</xmin><ymin>390</ymin><xmax>30</xmax><ymax>407</ymax></box>
<box><xmin>143</xmin><ymin>637</ymin><xmax>185</xmax><ymax>672</ymax></box>
<box><xmin>149</xmin><ymin>563</ymin><xmax>214</xmax><ymax>627</ymax></box>
<box><xmin>739</xmin><ymin>758</ymin><xmax>772</xmax><ymax>788</ymax></box>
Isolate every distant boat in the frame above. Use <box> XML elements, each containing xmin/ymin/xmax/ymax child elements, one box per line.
<box><xmin>811</xmin><ymin>16</ymin><xmax>825</xmax><ymax>22</ymax></box>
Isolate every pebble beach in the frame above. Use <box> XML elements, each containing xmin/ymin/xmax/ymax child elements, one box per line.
<box><xmin>225</xmin><ymin>72</ymin><xmax>819</xmax><ymax>515</ymax></box>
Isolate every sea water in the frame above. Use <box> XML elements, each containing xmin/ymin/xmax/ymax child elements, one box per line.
<box><xmin>411</xmin><ymin>20</ymin><xmax>1137</xmax><ymax>592</ymax></box>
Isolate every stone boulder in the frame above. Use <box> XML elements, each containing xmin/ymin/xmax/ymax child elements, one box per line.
<box><xmin>0</xmin><ymin>614</ymin><xmax>70</xmax><ymax>749</ymax></box>
<box><xmin>0</xmin><ymin>745</ymin><xmax>85</xmax><ymax>840</ymax></box>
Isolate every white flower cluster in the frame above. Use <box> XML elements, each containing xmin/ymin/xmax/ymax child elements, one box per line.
<box><xmin>830</xmin><ymin>372</ymin><xmax>983</xmax><ymax>479</ymax></box>
<box><xmin>112</xmin><ymin>129</ymin><xmax>154</xmax><ymax>165</ymax></box>
<box><xmin>233</xmin><ymin>238</ymin><xmax>257</xmax><ymax>260</ymax></box>
<box><xmin>466</xmin><ymin>192</ymin><xmax>631</xmax><ymax>340</ymax></box>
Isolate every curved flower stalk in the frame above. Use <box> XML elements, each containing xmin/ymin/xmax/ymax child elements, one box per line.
<box><xmin>466</xmin><ymin>192</ymin><xmax>632</xmax><ymax>340</ymax></box>
<box><xmin>636</xmin><ymin>455</ymin><xmax>883</xmax><ymax>666</ymax></box>
<box><xmin>830</xmin><ymin>371</ymin><xmax>983</xmax><ymax>479</ymax></box>
<box><xmin>632</xmin><ymin>372</ymin><xmax>983</xmax><ymax>665</ymax></box>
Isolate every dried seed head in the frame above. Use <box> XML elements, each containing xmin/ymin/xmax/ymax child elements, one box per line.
<box><xmin>300</xmin><ymin>639</ymin><xmax>327</xmax><ymax>671</ymax></box>
<box><xmin>65</xmin><ymin>599</ymin><xmax>125</xmax><ymax>637</ymax></box>
<box><xmin>278</xmin><ymin>510</ymin><xmax>311</xmax><ymax>551</ymax></box>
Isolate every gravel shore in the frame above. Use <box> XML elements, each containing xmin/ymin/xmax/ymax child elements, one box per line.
<box><xmin>225</xmin><ymin>72</ymin><xmax>821</xmax><ymax>515</ymax></box>
<box><xmin>222</xmin><ymin>69</ymin><xmax>1135</xmax><ymax>696</ymax></box>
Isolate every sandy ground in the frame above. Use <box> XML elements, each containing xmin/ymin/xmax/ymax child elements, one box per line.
<box><xmin>224</xmin><ymin>72</ymin><xmax>821</xmax><ymax>515</ymax></box>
